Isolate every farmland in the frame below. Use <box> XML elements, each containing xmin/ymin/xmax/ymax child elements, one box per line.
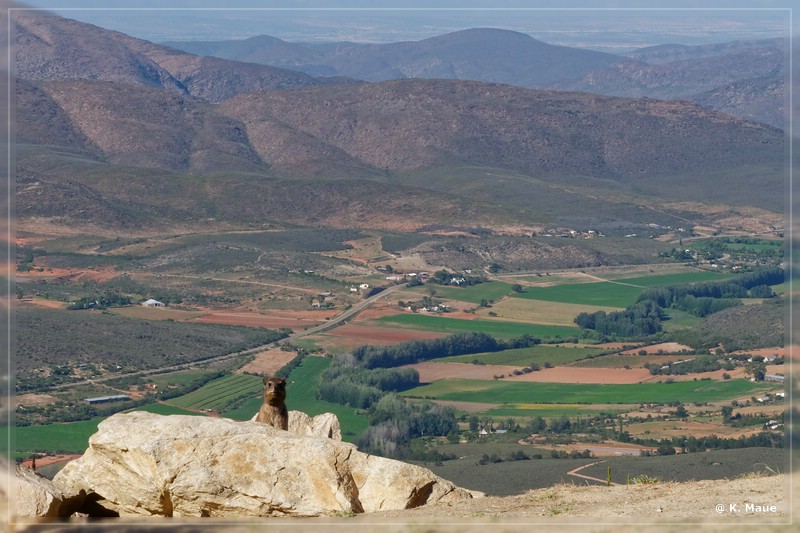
<box><xmin>422</xmin><ymin>447</ymin><xmax>785</xmax><ymax>495</ymax></box>
<box><xmin>605</xmin><ymin>271</ymin><xmax>736</xmax><ymax>287</ymax></box>
<box><xmin>13</xmin><ymin>224</ymin><xmax>788</xmax><ymax>494</ymax></box>
<box><xmin>423</xmin><ymin>281</ymin><xmax>516</xmax><ymax>304</ymax></box>
<box><xmin>402</xmin><ymin>378</ymin><xmax>781</xmax><ymax>405</ymax></box>
<box><xmin>375</xmin><ymin>314</ymin><xmax>580</xmax><ymax>339</ymax></box>
<box><xmin>434</xmin><ymin>345</ymin><xmax>611</xmax><ymax>366</ymax></box>
<box><xmin>511</xmin><ymin>281</ymin><xmax>645</xmax><ymax>308</ymax></box>
<box><xmin>166</xmin><ymin>373</ymin><xmax>263</xmax><ymax>411</ymax></box>
<box><xmin>476</xmin><ymin>298</ymin><xmax>620</xmax><ymax>326</ymax></box>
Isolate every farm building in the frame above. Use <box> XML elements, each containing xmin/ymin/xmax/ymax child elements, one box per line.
<box><xmin>142</xmin><ymin>299</ymin><xmax>165</xmax><ymax>307</ymax></box>
<box><xmin>84</xmin><ymin>395</ymin><xmax>130</xmax><ymax>405</ymax></box>
<box><xmin>765</xmin><ymin>374</ymin><xmax>785</xmax><ymax>383</ymax></box>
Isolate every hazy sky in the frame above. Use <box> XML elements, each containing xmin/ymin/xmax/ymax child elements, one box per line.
<box><xmin>15</xmin><ymin>2</ymin><xmax>793</xmax><ymax>51</ymax></box>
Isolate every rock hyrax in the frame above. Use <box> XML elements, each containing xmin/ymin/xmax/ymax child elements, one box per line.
<box><xmin>255</xmin><ymin>377</ymin><xmax>288</xmax><ymax>430</ymax></box>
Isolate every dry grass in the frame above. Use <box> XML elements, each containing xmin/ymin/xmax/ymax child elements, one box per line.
<box><xmin>476</xmin><ymin>297</ymin><xmax>621</xmax><ymax>326</ymax></box>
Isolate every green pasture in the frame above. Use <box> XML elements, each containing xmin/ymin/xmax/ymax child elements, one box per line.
<box><xmin>609</xmin><ymin>271</ymin><xmax>735</xmax><ymax>287</ymax></box>
<box><xmin>403</xmin><ymin>378</ymin><xmax>780</xmax><ymax>405</ymax></box>
<box><xmin>426</xmin><ymin>281</ymin><xmax>515</xmax><ymax>304</ymax></box>
<box><xmin>12</xmin><ymin>417</ymin><xmax>105</xmax><ymax>457</ymax></box>
<box><xmin>223</xmin><ymin>356</ymin><xmax>369</xmax><ymax>443</ymax></box>
<box><xmin>511</xmin><ymin>281</ymin><xmax>643</xmax><ymax>308</ymax></box>
<box><xmin>11</xmin><ymin>404</ymin><xmax>206</xmax><ymax>459</ymax></box>
<box><xmin>167</xmin><ymin>374</ymin><xmax>263</xmax><ymax>410</ymax></box>
<box><xmin>689</xmin><ymin>238</ymin><xmax>783</xmax><ymax>253</ymax></box>
<box><xmin>376</xmin><ymin>314</ymin><xmax>579</xmax><ymax>339</ymax></box>
<box><xmin>660</xmin><ymin>308</ymin><xmax>703</xmax><ymax>331</ymax></box>
<box><xmin>435</xmin><ymin>345</ymin><xmax>609</xmax><ymax>367</ymax></box>
<box><xmin>148</xmin><ymin>370</ymin><xmax>220</xmax><ymax>389</ymax></box>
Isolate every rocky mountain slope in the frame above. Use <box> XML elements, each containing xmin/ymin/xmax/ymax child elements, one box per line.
<box><xmin>14</xmin><ymin>11</ymin><xmax>351</xmax><ymax>103</ymax></box>
<box><xmin>13</xmin><ymin>11</ymin><xmax>786</xmax><ymax>233</ymax></box>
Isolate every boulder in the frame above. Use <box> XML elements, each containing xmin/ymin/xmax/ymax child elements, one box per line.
<box><xmin>14</xmin><ymin>463</ymin><xmax>82</xmax><ymax>518</ymax></box>
<box><xmin>249</xmin><ymin>410</ymin><xmax>342</xmax><ymax>440</ymax></box>
<box><xmin>53</xmin><ymin>412</ymin><xmax>477</xmax><ymax>517</ymax></box>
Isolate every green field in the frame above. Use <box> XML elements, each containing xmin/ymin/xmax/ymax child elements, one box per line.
<box><xmin>436</xmin><ymin>345</ymin><xmax>609</xmax><ymax>367</ymax></box>
<box><xmin>376</xmin><ymin>314</ymin><xmax>580</xmax><ymax>339</ymax></box>
<box><xmin>425</xmin><ymin>281</ymin><xmax>515</xmax><ymax>304</ymax></box>
<box><xmin>609</xmin><ymin>271</ymin><xmax>735</xmax><ymax>287</ymax></box>
<box><xmin>167</xmin><ymin>374</ymin><xmax>263</xmax><ymax>410</ymax></box>
<box><xmin>403</xmin><ymin>378</ymin><xmax>780</xmax><ymax>405</ymax></box>
<box><xmin>13</xmin><ymin>417</ymin><xmax>105</xmax><ymax>457</ymax></box>
<box><xmin>512</xmin><ymin>282</ymin><xmax>644</xmax><ymax>308</ymax></box>
<box><xmin>11</xmin><ymin>403</ymin><xmax>207</xmax><ymax>459</ymax></box>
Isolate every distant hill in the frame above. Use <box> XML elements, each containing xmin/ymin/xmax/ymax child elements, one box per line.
<box><xmin>553</xmin><ymin>44</ymin><xmax>785</xmax><ymax>128</ymax></box>
<box><xmin>163</xmin><ymin>29</ymin><xmax>785</xmax><ymax>128</ymax></box>
<box><xmin>13</xmin><ymin>12</ymin><xmax>786</xmax><ymax>234</ymax></box>
<box><xmin>164</xmin><ymin>28</ymin><xmax>631</xmax><ymax>87</ymax></box>
<box><xmin>14</xmin><ymin>11</ymin><xmax>352</xmax><ymax>103</ymax></box>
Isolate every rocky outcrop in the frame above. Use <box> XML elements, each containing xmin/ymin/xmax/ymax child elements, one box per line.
<box><xmin>251</xmin><ymin>410</ymin><xmax>342</xmax><ymax>440</ymax></box>
<box><xmin>14</xmin><ymin>463</ymin><xmax>81</xmax><ymax>518</ymax></box>
<box><xmin>52</xmin><ymin>412</ymin><xmax>477</xmax><ymax>517</ymax></box>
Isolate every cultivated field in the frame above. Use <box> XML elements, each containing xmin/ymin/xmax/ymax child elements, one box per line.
<box><xmin>402</xmin><ymin>378</ymin><xmax>782</xmax><ymax>405</ymax></box>
<box><xmin>512</xmin><ymin>281</ymin><xmax>645</xmax><ymax>308</ymax></box>
<box><xmin>475</xmin><ymin>297</ymin><xmax>621</xmax><ymax>326</ymax></box>
<box><xmin>437</xmin><ymin>345</ymin><xmax>611</xmax><ymax>367</ymax></box>
<box><xmin>375</xmin><ymin>313</ymin><xmax>580</xmax><ymax>339</ymax></box>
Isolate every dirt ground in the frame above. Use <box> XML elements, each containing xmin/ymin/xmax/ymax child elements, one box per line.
<box><xmin>619</xmin><ymin>342</ymin><xmax>695</xmax><ymax>355</ymax></box>
<box><xmin>410</xmin><ymin>361</ymin><xmax>521</xmax><ymax>382</ymax></box>
<box><xmin>353</xmin><ymin>473</ymin><xmax>790</xmax><ymax>526</ymax></box>
<box><xmin>321</xmin><ymin>324</ymin><xmax>447</xmax><ymax>347</ymax></box>
<box><xmin>15</xmin><ymin>393</ymin><xmax>59</xmax><ymax>408</ymax></box>
<box><xmin>236</xmin><ymin>348</ymin><xmax>299</xmax><ymax>376</ymax></box>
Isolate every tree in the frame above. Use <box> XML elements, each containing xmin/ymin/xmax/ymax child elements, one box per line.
<box><xmin>745</xmin><ymin>360</ymin><xmax>767</xmax><ymax>381</ymax></box>
<box><xmin>511</xmin><ymin>284</ymin><xmax>523</xmax><ymax>293</ymax></box>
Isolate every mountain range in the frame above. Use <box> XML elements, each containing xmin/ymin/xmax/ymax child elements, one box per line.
<box><xmin>162</xmin><ymin>29</ymin><xmax>786</xmax><ymax>129</ymax></box>
<box><xmin>13</xmin><ymin>11</ymin><xmax>786</xmax><ymax>234</ymax></box>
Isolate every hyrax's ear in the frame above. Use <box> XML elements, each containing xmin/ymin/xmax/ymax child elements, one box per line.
<box><xmin>263</xmin><ymin>377</ymin><xmax>269</xmax><ymax>385</ymax></box>
<box><xmin>279</xmin><ymin>378</ymin><xmax>286</xmax><ymax>385</ymax></box>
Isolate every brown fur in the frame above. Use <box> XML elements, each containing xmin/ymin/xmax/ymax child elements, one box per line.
<box><xmin>255</xmin><ymin>377</ymin><xmax>288</xmax><ymax>430</ymax></box>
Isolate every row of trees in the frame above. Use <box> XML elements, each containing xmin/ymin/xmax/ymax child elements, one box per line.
<box><xmin>637</xmin><ymin>266</ymin><xmax>783</xmax><ymax>309</ymax></box>
<box><xmin>317</xmin><ymin>363</ymin><xmax>420</xmax><ymax>409</ymax></box>
<box><xmin>351</xmin><ymin>332</ymin><xmax>540</xmax><ymax>369</ymax></box>
<box><xmin>644</xmin><ymin>354</ymin><xmax>727</xmax><ymax>376</ymax></box>
<box><xmin>574</xmin><ymin>300</ymin><xmax>663</xmax><ymax>338</ymax></box>
<box><xmin>67</xmin><ymin>294</ymin><xmax>132</xmax><ymax>310</ymax></box>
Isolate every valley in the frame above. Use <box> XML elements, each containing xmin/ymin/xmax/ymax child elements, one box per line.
<box><xmin>8</xmin><ymin>7</ymin><xmax>791</xmax><ymax>508</ymax></box>
<box><xmin>12</xmin><ymin>224</ymin><xmax>788</xmax><ymax>496</ymax></box>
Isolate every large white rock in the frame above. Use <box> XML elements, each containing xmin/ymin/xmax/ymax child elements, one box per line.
<box><xmin>249</xmin><ymin>410</ymin><xmax>342</xmax><ymax>440</ymax></box>
<box><xmin>14</xmin><ymin>463</ymin><xmax>72</xmax><ymax>518</ymax></box>
<box><xmin>53</xmin><ymin>412</ymin><xmax>477</xmax><ymax>517</ymax></box>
